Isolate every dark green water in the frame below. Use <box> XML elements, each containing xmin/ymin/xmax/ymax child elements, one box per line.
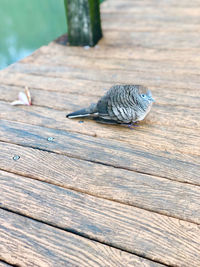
<box><xmin>0</xmin><ymin>0</ymin><xmax>67</xmax><ymax>70</ymax></box>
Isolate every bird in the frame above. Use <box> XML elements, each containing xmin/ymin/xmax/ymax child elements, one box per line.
<box><xmin>66</xmin><ymin>85</ymin><xmax>155</xmax><ymax>126</ymax></box>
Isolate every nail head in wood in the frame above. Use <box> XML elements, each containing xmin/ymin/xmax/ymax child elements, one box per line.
<box><xmin>47</xmin><ymin>137</ymin><xmax>54</xmax><ymax>142</ymax></box>
<box><xmin>13</xmin><ymin>155</ymin><xmax>20</xmax><ymax>161</ymax></box>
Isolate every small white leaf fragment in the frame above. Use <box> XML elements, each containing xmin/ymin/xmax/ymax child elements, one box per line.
<box><xmin>11</xmin><ymin>86</ymin><xmax>32</xmax><ymax>106</ymax></box>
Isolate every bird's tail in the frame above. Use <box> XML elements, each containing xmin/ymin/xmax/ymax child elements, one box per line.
<box><xmin>66</xmin><ymin>103</ymin><xmax>98</xmax><ymax>118</ymax></box>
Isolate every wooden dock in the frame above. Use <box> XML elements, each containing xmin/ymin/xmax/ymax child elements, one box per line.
<box><xmin>0</xmin><ymin>0</ymin><xmax>200</xmax><ymax>266</ymax></box>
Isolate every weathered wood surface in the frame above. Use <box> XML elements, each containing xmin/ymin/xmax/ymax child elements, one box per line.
<box><xmin>0</xmin><ymin>142</ymin><xmax>200</xmax><ymax>224</ymax></box>
<box><xmin>0</xmin><ymin>119</ymin><xmax>200</xmax><ymax>186</ymax></box>
<box><xmin>3</xmin><ymin>60</ymin><xmax>200</xmax><ymax>96</ymax></box>
<box><xmin>0</xmin><ymin>0</ymin><xmax>200</xmax><ymax>266</ymax></box>
<box><xmin>0</xmin><ymin>209</ymin><xmax>162</xmax><ymax>267</ymax></box>
<box><xmin>0</xmin><ymin>87</ymin><xmax>200</xmax><ymax>157</ymax></box>
<box><xmin>1</xmin><ymin>171</ymin><xmax>199</xmax><ymax>266</ymax></box>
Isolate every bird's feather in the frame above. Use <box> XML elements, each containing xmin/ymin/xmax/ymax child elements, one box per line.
<box><xmin>66</xmin><ymin>84</ymin><xmax>154</xmax><ymax>125</ymax></box>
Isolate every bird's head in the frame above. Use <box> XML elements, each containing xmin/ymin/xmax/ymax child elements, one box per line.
<box><xmin>140</xmin><ymin>89</ymin><xmax>155</xmax><ymax>104</ymax></box>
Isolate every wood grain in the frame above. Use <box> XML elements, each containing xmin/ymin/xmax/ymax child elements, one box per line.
<box><xmin>101</xmin><ymin>0</ymin><xmax>200</xmax><ymax>30</ymax></box>
<box><xmin>0</xmin><ymin>209</ymin><xmax>161</xmax><ymax>267</ymax></box>
<box><xmin>0</xmin><ymin>120</ymin><xmax>199</xmax><ymax>185</ymax></box>
<box><xmin>3</xmin><ymin>63</ymin><xmax>200</xmax><ymax>102</ymax></box>
<box><xmin>40</xmin><ymin>42</ymin><xmax>200</xmax><ymax>65</ymax></box>
<box><xmin>22</xmin><ymin>46</ymin><xmax>200</xmax><ymax>78</ymax></box>
<box><xmin>0</xmin><ymin>70</ymin><xmax>110</xmax><ymax>96</ymax></box>
<box><xmin>8</xmin><ymin>44</ymin><xmax>200</xmax><ymax>76</ymax></box>
<box><xmin>0</xmin><ymin>142</ymin><xmax>200</xmax><ymax>223</ymax></box>
<box><xmin>102</xmin><ymin>0</ymin><xmax>200</xmax><ymax>11</ymax></box>
<box><xmin>0</xmin><ymin>171</ymin><xmax>199</xmax><ymax>267</ymax></box>
<box><xmin>1</xmin><ymin>0</ymin><xmax>200</xmax><ymax>265</ymax></box>
<box><xmin>19</xmin><ymin>44</ymin><xmax>200</xmax><ymax>78</ymax></box>
<box><xmin>100</xmin><ymin>30</ymin><xmax>200</xmax><ymax>49</ymax></box>
<box><xmin>0</xmin><ymin>97</ymin><xmax>200</xmax><ymax>157</ymax></box>
<box><xmin>0</xmin><ymin>84</ymin><xmax>97</xmax><ymax>111</ymax></box>
<box><xmin>101</xmin><ymin>13</ymin><xmax>200</xmax><ymax>32</ymax></box>
<box><xmin>1</xmin><ymin>83</ymin><xmax>200</xmax><ymax>125</ymax></box>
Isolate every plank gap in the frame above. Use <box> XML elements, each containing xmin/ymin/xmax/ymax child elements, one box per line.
<box><xmin>1</xmin><ymin>167</ymin><xmax>199</xmax><ymax>225</ymax></box>
<box><xmin>1</xmin><ymin>138</ymin><xmax>200</xmax><ymax>188</ymax></box>
<box><xmin>0</xmin><ymin>207</ymin><xmax>168</xmax><ymax>267</ymax></box>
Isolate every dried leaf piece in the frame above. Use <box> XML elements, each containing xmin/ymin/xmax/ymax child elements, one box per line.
<box><xmin>11</xmin><ymin>86</ymin><xmax>32</xmax><ymax>106</ymax></box>
<box><xmin>25</xmin><ymin>86</ymin><xmax>31</xmax><ymax>104</ymax></box>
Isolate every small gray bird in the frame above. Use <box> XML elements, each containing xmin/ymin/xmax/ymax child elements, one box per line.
<box><xmin>66</xmin><ymin>85</ymin><xmax>155</xmax><ymax>126</ymax></box>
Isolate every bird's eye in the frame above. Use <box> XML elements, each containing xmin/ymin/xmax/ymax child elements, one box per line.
<box><xmin>141</xmin><ymin>94</ymin><xmax>146</xmax><ymax>98</ymax></box>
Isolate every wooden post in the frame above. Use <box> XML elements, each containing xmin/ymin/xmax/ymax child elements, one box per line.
<box><xmin>64</xmin><ymin>0</ymin><xmax>102</xmax><ymax>46</ymax></box>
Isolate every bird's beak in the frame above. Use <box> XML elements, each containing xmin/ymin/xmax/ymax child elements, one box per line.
<box><xmin>147</xmin><ymin>90</ymin><xmax>155</xmax><ymax>102</ymax></box>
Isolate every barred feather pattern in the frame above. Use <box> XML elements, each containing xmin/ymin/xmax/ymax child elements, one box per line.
<box><xmin>97</xmin><ymin>85</ymin><xmax>152</xmax><ymax>123</ymax></box>
<box><xmin>67</xmin><ymin>84</ymin><xmax>154</xmax><ymax>124</ymax></box>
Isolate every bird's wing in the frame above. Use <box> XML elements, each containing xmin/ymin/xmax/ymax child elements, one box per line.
<box><xmin>109</xmin><ymin>85</ymin><xmax>138</xmax><ymax>122</ymax></box>
<box><xmin>96</xmin><ymin>92</ymin><xmax>117</xmax><ymax>120</ymax></box>
<box><xmin>97</xmin><ymin>85</ymin><xmax>138</xmax><ymax>123</ymax></box>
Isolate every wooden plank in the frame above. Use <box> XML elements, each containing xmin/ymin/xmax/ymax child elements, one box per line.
<box><xmin>15</xmin><ymin>60</ymin><xmax>200</xmax><ymax>98</ymax></box>
<box><xmin>0</xmin><ymin>84</ymin><xmax>97</xmax><ymax>111</ymax></box>
<box><xmin>1</xmin><ymin>70</ymin><xmax>200</xmax><ymax>126</ymax></box>
<box><xmin>102</xmin><ymin>0</ymin><xmax>200</xmax><ymax>11</ymax></box>
<box><xmin>1</xmin><ymin>83</ymin><xmax>200</xmax><ymax>124</ymax></box>
<box><xmin>22</xmin><ymin>47</ymin><xmax>200</xmax><ymax>76</ymax></box>
<box><xmin>101</xmin><ymin>12</ymin><xmax>200</xmax><ymax>31</ymax></box>
<box><xmin>0</xmin><ymin>120</ymin><xmax>199</xmax><ymax>185</ymax></box>
<box><xmin>100</xmin><ymin>30</ymin><xmax>200</xmax><ymax>49</ymax></box>
<box><xmin>0</xmin><ymin>101</ymin><xmax>200</xmax><ymax>157</ymax></box>
<box><xmin>22</xmin><ymin>43</ymin><xmax>200</xmax><ymax>74</ymax></box>
<box><xmin>21</xmin><ymin>41</ymin><xmax>200</xmax><ymax>70</ymax></box>
<box><xmin>1</xmin><ymin>74</ymin><xmax>200</xmax><ymax>113</ymax></box>
<box><xmin>3</xmin><ymin>62</ymin><xmax>200</xmax><ymax>96</ymax></box>
<box><xmin>0</xmin><ymin>71</ymin><xmax>108</xmax><ymax>96</ymax></box>
<box><xmin>3</xmin><ymin>43</ymin><xmax>200</xmax><ymax>85</ymax></box>
<box><xmin>0</xmin><ymin>209</ymin><xmax>161</xmax><ymax>267</ymax></box>
<box><xmin>101</xmin><ymin>5</ymin><xmax>200</xmax><ymax>26</ymax></box>
<box><xmin>1</xmin><ymin>44</ymin><xmax>200</xmax><ymax>94</ymax></box>
<box><xmin>0</xmin><ymin>171</ymin><xmax>199</xmax><ymax>266</ymax></box>
<box><xmin>34</xmin><ymin>43</ymin><xmax>200</xmax><ymax>65</ymax></box>
<box><xmin>0</xmin><ymin>142</ymin><xmax>200</xmax><ymax>224</ymax></box>
<box><xmin>0</xmin><ymin>97</ymin><xmax>199</xmax><ymax>136</ymax></box>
